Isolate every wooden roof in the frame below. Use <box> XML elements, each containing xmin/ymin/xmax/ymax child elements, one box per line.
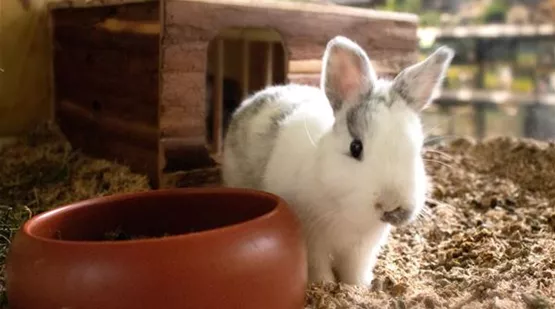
<box><xmin>48</xmin><ymin>0</ymin><xmax>417</xmax><ymax>24</ymax></box>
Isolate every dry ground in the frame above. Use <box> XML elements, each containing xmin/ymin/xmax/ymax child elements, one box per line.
<box><xmin>307</xmin><ymin>137</ymin><xmax>555</xmax><ymax>308</ymax></box>
<box><xmin>1</xmin><ymin>123</ymin><xmax>554</xmax><ymax>308</ymax></box>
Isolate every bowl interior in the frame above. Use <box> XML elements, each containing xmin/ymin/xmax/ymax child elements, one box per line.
<box><xmin>27</xmin><ymin>189</ymin><xmax>278</xmax><ymax>242</ymax></box>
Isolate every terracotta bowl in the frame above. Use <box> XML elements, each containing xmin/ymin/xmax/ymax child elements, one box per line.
<box><xmin>5</xmin><ymin>187</ymin><xmax>307</xmax><ymax>309</ymax></box>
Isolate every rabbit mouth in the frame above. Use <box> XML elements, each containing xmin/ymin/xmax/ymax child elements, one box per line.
<box><xmin>380</xmin><ymin>207</ymin><xmax>412</xmax><ymax>226</ymax></box>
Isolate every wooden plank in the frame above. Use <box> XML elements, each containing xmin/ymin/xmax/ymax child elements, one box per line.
<box><xmin>159</xmin><ymin>113</ymin><xmax>205</xmax><ymax>139</ymax></box>
<box><xmin>53</xmin><ymin>46</ymin><xmax>158</xmax><ymax>78</ymax></box>
<box><xmin>53</xmin><ymin>25</ymin><xmax>159</xmax><ymax>53</ymax></box>
<box><xmin>241</xmin><ymin>40</ymin><xmax>250</xmax><ymax>99</ymax></box>
<box><xmin>265</xmin><ymin>42</ymin><xmax>274</xmax><ymax>86</ymax></box>
<box><xmin>51</xmin><ymin>2</ymin><xmax>160</xmax><ymax>53</ymax></box>
<box><xmin>51</xmin><ymin>2</ymin><xmax>159</xmax><ymax>26</ymax></box>
<box><xmin>163</xmin><ymin>1</ymin><xmax>417</xmax><ymax>45</ymax></box>
<box><xmin>163</xmin><ymin>0</ymin><xmax>417</xmax><ymax>72</ymax></box>
<box><xmin>159</xmin><ymin>71</ymin><xmax>205</xmax><ymax>105</ymax></box>
<box><xmin>289</xmin><ymin>59</ymin><xmax>321</xmax><ymax>74</ymax></box>
<box><xmin>57</xmin><ymin>101</ymin><xmax>160</xmax><ymax>187</ymax></box>
<box><xmin>160</xmin><ymin>167</ymin><xmax>221</xmax><ymax>189</ymax></box>
<box><xmin>169</xmin><ymin>0</ymin><xmax>417</xmax><ymax>23</ymax></box>
<box><xmin>288</xmin><ymin>73</ymin><xmax>321</xmax><ymax>87</ymax></box>
<box><xmin>49</xmin><ymin>0</ymin><xmax>416</xmax><ymax>24</ymax></box>
<box><xmin>48</xmin><ymin>0</ymin><xmax>158</xmax><ymax>12</ymax></box>
<box><xmin>159</xmin><ymin>83</ymin><xmax>204</xmax><ymax>125</ymax></box>
<box><xmin>219</xmin><ymin>27</ymin><xmax>282</xmax><ymax>42</ymax></box>
<box><xmin>273</xmin><ymin>43</ymin><xmax>287</xmax><ymax>84</ymax></box>
<box><xmin>57</xmin><ymin>100</ymin><xmax>159</xmax><ymax>147</ymax></box>
<box><xmin>248</xmin><ymin>42</ymin><xmax>269</xmax><ymax>93</ymax></box>
<box><xmin>95</xmin><ymin>18</ymin><xmax>159</xmax><ymax>35</ymax></box>
<box><xmin>56</xmin><ymin>84</ymin><xmax>158</xmax><ymax>125</ymax></box>
<box><xmin>159</xmin><ymin>72</ymin><xmax>205</xmax><ymax>138</ymax></box>
<box><xmin>161</xmin><ymin>137</ymin><xmax>216</xmax><ymax>173</ymax></box>
<box><xmin>212</xmin><ymin>39</ymin><xmax>224</xmax><ymax>153</ymax></box>
<box><xmin>54</xmin><ymin>65</ymin><xmax>158</xmax><ymax>102</ymax></box>
<box><xmin>161</xmin><ymin>41</ymin><xmax>208</xmax><ymax>73</ymax></box>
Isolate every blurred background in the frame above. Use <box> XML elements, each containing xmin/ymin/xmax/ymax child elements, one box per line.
<box><xmin>287</xmin><ymin>0</ymin><xmax>555</xmax><ymax>143</ymax></box>
<box><xmin>2</xmin><ymin>0</ymin><xmax>554</xmax><ymax>143</ymax></box>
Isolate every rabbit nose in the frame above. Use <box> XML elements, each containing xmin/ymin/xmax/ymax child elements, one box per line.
<box><xmin>380</xmin><ymin>207</ymin><xmax>412</xmax><ymax>226</ymax></box>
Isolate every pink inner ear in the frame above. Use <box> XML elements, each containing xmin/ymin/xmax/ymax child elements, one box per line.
<box><xmin>330</xmin><ymin>48</ymin><xmax>364</xmax><ymax>102</ymax></box>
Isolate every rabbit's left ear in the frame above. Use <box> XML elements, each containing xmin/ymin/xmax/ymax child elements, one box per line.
<box><xmin>391</xmin><ymin>46</ymin><xmax>455</xmax><ymax>112</ymax></box>
<box><xmin>320</xmin><ymin>36</ymin><xmax>377</xmax><ymax>113</ymax></box>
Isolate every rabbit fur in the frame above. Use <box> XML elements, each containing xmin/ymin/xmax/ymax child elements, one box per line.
<box><xmin>221</xmin><ymin>36</ymin><xmax>454</xmax><ymax>286</ymax></box>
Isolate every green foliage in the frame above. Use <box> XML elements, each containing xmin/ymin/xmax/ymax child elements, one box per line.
<box><xmin>484</xmin><ymin>71</ymin><xmax>502</xmax><ymax>89</ymax></box>
<box><xmin>512</xmin><ymin>76</ymin><xmax>535</xmax><ymax>93</ymax></box>
<box><xmin>376</xmin><ymin>0</ymin><xmax>397</xmax><ymax>11</ymax></box>
<box><xmin>403</xmin><ymin>0</ymin><xmax>421</xmax><ymax>13</ymax></box>
<box><xmin>482</xmin><ymin>0</ymin><xmax>509</xmax><ymax>23</ymax></box>
<box><xmin>377</xmin><ymin>0</ymin><xmax>421</xmax><ymax>13</ymax></box>
<box><xmin>444</xmin><ymin>65</ymin><xmax>478</xmax><ymax>90</ymax></box>
<box><xmin>420</xmin><ymin>11</ymin><xmax>441</xmax><ymax>26</ymax></box>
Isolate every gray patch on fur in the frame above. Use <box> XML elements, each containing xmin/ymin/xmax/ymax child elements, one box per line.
<box><xmin>392</xmin><ymin>76</ymin><xmax>411</xmax><ymax>104</ymax></box>
<box><xmin>381</xmin><ymin>207</ymin><xmax>412</xmax><ymax>226</ymax></box>
<box><xmin>344</xmin><ymin>86</ymin><xmax>395</xmax><ymax>140</ymax></box>
<box><xmin>375</xmin><ymin>93</ymin><xmax>391</xmax><ymax>107</ymax></box>
<box><xmin>326</xmin><ymin>92</ymin><xmax>343</xmax><ymax>113</ymax></box>
<box><xmin>346</xmin><ymin>102</ymin><xmax>369</xmax><ymax>139</ymax></box>
<box><xmin>224</xmin><ymin>85</ymin><xmax>303</xmax><ymax>189</ymax></box>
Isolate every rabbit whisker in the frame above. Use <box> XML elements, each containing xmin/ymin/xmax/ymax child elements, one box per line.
<box><xmin>426</xmin><ymin>197</ymin><xmax>455</xmax><ymax>211</ymax></box>
<box><xmin>303</xmin><ymin>114</ymin><xmax>317</xmax><ymax>148</ymax></box>
<box><xmin>422</xmin><ymin>123</ymin><xmax>442</xmax><ymax>136</ymax></box>
<box><xmin>423</xmin><ymin>135</ymin><xmax>458</xmax><ymax>145</ymax></box>
<box><xmin>423</xmin><ymin>159</ymin><xmax>453</xmax><ymax>169</ymax></box>
<box><xmin>424</xmin><ymin>149</ymin><xmax>453</xmax><ymax>160</ymax></box>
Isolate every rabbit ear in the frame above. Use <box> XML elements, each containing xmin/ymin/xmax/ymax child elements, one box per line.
<box><xmin>391</xmin><ymin>46</ymin><xmax>454</xmax><ymax>112</ymax></box>
<box><xmin>320</xmin><ymin>36</ymin><xmax>377</xmax><ymax>113</ymax></box>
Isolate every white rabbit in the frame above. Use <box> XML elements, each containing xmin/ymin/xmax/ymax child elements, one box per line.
<box><xmin>222</xmin><ymin>36</ymin><xmax>454</xmax><ymax>286</ymax></box>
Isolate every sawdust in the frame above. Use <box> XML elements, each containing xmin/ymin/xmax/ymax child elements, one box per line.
<box><xmin>0</xmin><ymin>122</ymin><xmax>150</xmax><ymax>306</ymax></box>
<box><xmin>306</xmin><ymin>137</ymin><xmax>555</xmax><ymax>309</ymax></box>
<box><xmin>1</xmin><ymin>123</ymin><xmax>554</xmax><ymax>309</ymax></box>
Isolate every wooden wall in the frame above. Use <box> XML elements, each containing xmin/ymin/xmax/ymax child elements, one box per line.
<box><xmin>51</xmin><ymin>1</ymin><xmax>161</xmax><ymax>187</ymax></box>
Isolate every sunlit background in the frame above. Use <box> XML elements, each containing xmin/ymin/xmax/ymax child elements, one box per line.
<box><xmin>284</xmin><ymin>0</ymin><xmax>555</xmax><ymax>143</ymax></box>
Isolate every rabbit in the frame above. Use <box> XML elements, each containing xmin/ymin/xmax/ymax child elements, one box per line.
<box><xmin>221</xmin><ymin>36</ymin><xmax>454</xmax><ymax>286</ymax></box>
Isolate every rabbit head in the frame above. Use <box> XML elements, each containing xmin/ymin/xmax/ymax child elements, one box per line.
<box><xmin>315</xmin><ymin>36</ymin><xmax>454</xmax><ymax>228</ymax></box>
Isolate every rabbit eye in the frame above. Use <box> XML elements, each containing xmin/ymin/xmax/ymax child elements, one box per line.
<box><xmin>350</xmin><ymin>139</ymin><xmax>363</xmax><ymax>160</ymax></box>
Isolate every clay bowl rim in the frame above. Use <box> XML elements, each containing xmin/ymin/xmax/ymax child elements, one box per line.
<box><xmin>20</xmin><ymin>187</ymin><xmax>286</xmax><ymax>246</ymax></box>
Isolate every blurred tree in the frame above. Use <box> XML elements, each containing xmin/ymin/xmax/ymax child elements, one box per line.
<box><xmin>420</xmin><ymin>11</ymin><xmax>442</xmax><ymax>26</ymax></box>
<box><xmin>506</xmin><ymin>4</ymin><xmax>532</xmax><ymax>24</ymax></box>
<box><xmin>404</xmin><ymin>0</ymin><xmax>422</xmax><ymax>12</ymax></box>
<box><xmin>378</xmin><ymin>0</ymin><xmax>422</xmax><ymax>13</ymax></box>
<box><xmin>482</xmin><ymin>0</ymin><xmax>510</xmax><ymax>23</ymax></box>
<box><xmin>536</xmin><ymin>0</ymin><xmax>555</xmax><ymax>21</ymax></box>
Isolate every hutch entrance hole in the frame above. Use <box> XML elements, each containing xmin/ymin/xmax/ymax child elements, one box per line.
<box><xmin>205</xmin><ymin>27</ymin><xmax>287</xmax><ymax>162</ymax></box>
